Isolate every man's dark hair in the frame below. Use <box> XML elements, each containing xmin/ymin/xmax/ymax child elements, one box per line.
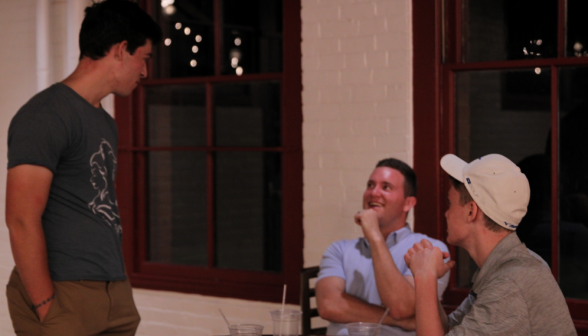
<box><xmin>375</xmin><ymin>158</ymin><xmax>417</xmax><ymax>197</ymax></box>
<box><xmin>79</xmin><ymin>0</ymin><xmax>162</xmax><ymax>60</ymax></box>
<box><xmin>449</xmin><ymin>176</ymin><xmax>509</xmax><ymax>233</ymax></box>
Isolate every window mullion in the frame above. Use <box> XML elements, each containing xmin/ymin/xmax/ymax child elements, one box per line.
<box><xmin>214</xmin><ymin>0</ymin><xmax>222</xmax><ymax>76</ymax></box>
<box><xmin>550</xmin><ymin>65</ymin><xmax>559</xmax><ymax>281</ymax></box>
<box><xmin>206</xmin><ymin>82</ymin><xmax>216</xmax><ymax>268</ymax></box>
<box><xmin>136</xmin><ymin>86</ymin><xmax>148</xmax><ymax>266</ymax></box>
<box><xmin>445</xmin><ymin>67</ymin><xmax>458</xmax><ymax>290</ymax></box>
<box><xmin>557</xmin><ymin>0</ymin><xmax>566</xmax><ymax>58</ymax></box>
<box><xmin>455</xmin><ymin>0</ymin><xmax>463</xmax><ymax>63</ymax></box>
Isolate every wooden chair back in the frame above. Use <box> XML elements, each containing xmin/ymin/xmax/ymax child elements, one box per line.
<box><xmin>300</xmin><ymin>266</ymin><xmax>327</xmax><ymax>335</ymax></box>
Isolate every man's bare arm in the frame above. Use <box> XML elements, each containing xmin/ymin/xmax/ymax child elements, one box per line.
<box><xmin>316</xmin><ymin>276</ymin><xmax>415</xmax><ymax>331</ymax></box>
<box><xmin>6</xmin><ymin>165</ymin><xmax>55</xmax><ymax>322</ymax></box>
<box><xmin>355</xmin><ymin>210</ymin><xmax>416</xmax><ymax>319</ymax></box>
<box><xmin>438</xmin><ymin>296</ymin><xmax>450</xmax><ymax>334</ymax></box>
<box><xmin>405</xmin><ymin>240</ymin><xmax>455</xmax><ymax>336</ymax></box>
<box><xmin>414</xmin><ymin>272</ymin><xmax>445</xmax><ymax>336</ymax></box>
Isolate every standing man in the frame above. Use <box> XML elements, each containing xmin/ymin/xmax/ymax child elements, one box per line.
<box><xmin>405</xmin><ymin>154</ymin><xmax>576</xmax><ymax>336</ymax></box>
<box><xmin>5</xmin><ymin>1</ymin><xmax>161</xmax><ymax>335</ymax></box>
<box><xmin>316</xmin><ymin>158</ymin><xmax>451</xmax><ymax>336</ymax></box>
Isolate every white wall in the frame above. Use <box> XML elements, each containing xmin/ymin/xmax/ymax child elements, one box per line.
<box><xmin>302</xmin><ymin>0</ymin><xmax>414</xmax><ymax>267</ymax></box>
<box><xmin>0</xmin><ymin>0</ymin><xmax>39</xmax><ymax>333</ymax></box>
<box><xmin>0</xmin><ymin>0</ymin><xmax>413</xmax><ymax>334</ymax></box>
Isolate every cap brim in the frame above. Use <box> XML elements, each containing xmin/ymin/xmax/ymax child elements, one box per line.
<box><xmin>440</xmin><ymin>154</ymin><xmax>467</xmax><ymax>182</ymax></box>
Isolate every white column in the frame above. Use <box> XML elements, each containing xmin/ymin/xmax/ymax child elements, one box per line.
<box><xmin>65</xmin><ymin>0</ymin><xmax>87</xmax><ymax>77</ymax></box>
<box><xmin>36</xmin><ymin>0</ymin><xmax>51</xmax><ymax>92</ymax></box>
<box><xmin>101</xmin><ymin>94</ymin><xmax>115</xmax><ymax>117</ymax></box>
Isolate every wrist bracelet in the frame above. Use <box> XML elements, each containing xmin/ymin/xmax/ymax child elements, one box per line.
<box><xmin>32</xmin><ymin>293</ymin><xmax>55</xmax><ymax>310</ymax></box>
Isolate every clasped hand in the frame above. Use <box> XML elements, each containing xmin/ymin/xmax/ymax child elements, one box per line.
<box><xmin>354</xmin><ymin>209</ymin><xmax>382</xmax><ymax>241</ymax></box>
<box><xmin>404</xmin><ymin>239</ymin><xmax>455</xmax><ymax>279</ymax></box>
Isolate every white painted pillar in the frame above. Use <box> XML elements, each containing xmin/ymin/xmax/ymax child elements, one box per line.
<box><xmin>102</xmin><ymin>94</ymin><xmax>115</xmax><ymax>117</ymax></box>
<box><xmin>36</xmin><ymin>0</ymin><xmax>51</xmax><ymax>92</ymax></box>
<box><xmin>65</xmin><ymin>0</ymin><xmax>86</xmax><ymax>77</ymax></box>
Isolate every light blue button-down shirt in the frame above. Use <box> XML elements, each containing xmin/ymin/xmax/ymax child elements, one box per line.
<box><xmin>318</xmin><ymin>225</ymin><xmax>450</xmax><ymax>336</ymax></box>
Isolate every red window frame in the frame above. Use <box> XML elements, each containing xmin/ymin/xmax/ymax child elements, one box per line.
<box><xmin>413</xmin><ymin>0</ymin><xmax>588</xmax><ymax>331</ymax></box>
<box><xmin>114</xmin><ymin>0</ymin><xmax>303</xmax><ymax>304</ymax></box>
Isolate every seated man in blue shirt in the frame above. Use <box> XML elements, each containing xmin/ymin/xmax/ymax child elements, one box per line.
<box><xmin>316</xmin><ymin>158</ymin><xmax>450</xmax><ymax>336</ymax></box>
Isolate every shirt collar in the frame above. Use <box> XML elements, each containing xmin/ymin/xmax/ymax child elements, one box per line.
<box><xmin>471</xmin><ymin>232</ymin><xmax>522</xmax><ymax>292</ymax></box>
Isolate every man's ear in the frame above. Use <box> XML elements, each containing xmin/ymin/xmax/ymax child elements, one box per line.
<box><xmin>403</xmin><ymin>196</ymin><xmax>417</xmax><ymax>212</ymax></box>
<box><xmin>110</xmin><ymin>41</ymin><xmax>129</xmax><ymax>61</ymax></box>
<box><xmin>467</xmin><ymin>201</ymin><xmax>480</xmax><ymax>223</ymax></box>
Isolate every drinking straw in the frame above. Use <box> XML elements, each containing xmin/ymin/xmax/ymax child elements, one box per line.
<box><xmin>219</xmin><ymin>309</ymin><xmax>231</xmax><ymax>330</ymax></box>
<box><xmin>378</xmin><ymin>308</ymin><xmax>390</xmax><ymax>325</ymax></box>
<box><xmin>279</xmin><ymin>284</ymin><xmax>287</xmax><ymax>336</ymax></box>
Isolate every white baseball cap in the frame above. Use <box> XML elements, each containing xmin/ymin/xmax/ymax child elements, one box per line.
<box><xmin>440</xmin><ymin>154</ymin><xmax>530</xmax><ymax>230</ymax></box>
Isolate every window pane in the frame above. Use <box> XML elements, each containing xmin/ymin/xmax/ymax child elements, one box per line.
<box><xmin>558</xmin><ymin>67</ymin><xmax>588</xmax><ymax>299</ymax></box>
<box><xmin>463</xmin><ymin>0</ymin><xmax>557</xmax><ymax>62</ymax></box>
<box><xmin>148</xmin><ymin>151</ymin><xmax>208</xmax><ymax>266</ymax></box>
<box><xmin>146</xmin><ymin>85</ymin><xmax>206</xmax><ymax>147</ymax></box>
<box><xmin>214</xmin><ymin>81</ymin><xmax>281</xmax><ymax>147</ymax></box>
<box><xmin>215</xmin><ymin>151</ymin><xmax>281</xmax><ymax>272</ymax></box>
<box><xmin>222</xmin><ymin>0</ymin><xmax>283</xmax><ymax>75</ymax></box>
<box><xmin>151</xmin><ymin>0</ymin><xmax>214</xmax><ymax>77</ymax></box>
<box><xmin>455</xmin><ymin>69</ymin><xmax>552</xmax><ymax>286</ymax></box>
<box><xmin>567</xmin><ymin>1</ymin><xmax>588</xmax><ymax>57</ymax></box>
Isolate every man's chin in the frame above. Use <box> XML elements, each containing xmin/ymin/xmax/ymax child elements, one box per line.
<box><xmin>446</xmin><ymin>234</ymin><xmax>460</xmax><ymax>247</ymax></box>
<box><xmin>112</xmin><ymin>89</ymin><xmax>134</xmax><ymax>97</ymax></box>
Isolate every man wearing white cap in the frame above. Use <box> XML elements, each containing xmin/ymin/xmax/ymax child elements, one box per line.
<box><xmin>405</xmin><ymin>154</ymin><xmax>576</xmax><ymax>336</ymax></box>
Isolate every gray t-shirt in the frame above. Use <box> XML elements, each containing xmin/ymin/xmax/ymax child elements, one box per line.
<box><xmin>8</xmin><ymin>83</ymin><xmax>126</xmax><ymax>281</ymax></box>
<box><xmin>447</xmin><ymin>233</ymin><xmax>576</xmax><ymax>336</ymax></box>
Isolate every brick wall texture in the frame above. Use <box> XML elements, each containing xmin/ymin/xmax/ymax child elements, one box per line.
<box><xmin>301</xmin><ymin>0</ymin><xmax>413</xmax><ymax>267</ymax></box>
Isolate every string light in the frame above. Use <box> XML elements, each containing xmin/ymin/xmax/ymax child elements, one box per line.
<box><xmin>164</xmin><ymin>5</ymin><xmax>175</xmax><ymax>15</ymax></box>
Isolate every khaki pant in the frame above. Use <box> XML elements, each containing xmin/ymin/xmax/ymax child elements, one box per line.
<box><xmin>6</xmin><ymin>268</ymin><xmax>141</xmax><ymax>336</ymax></box>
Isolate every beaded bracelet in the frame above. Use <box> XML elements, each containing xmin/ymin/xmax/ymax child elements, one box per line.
<box><xmin>32</xmin><ymin>293</ymin><xmax>55</xmax><ymax>310</ymax></box>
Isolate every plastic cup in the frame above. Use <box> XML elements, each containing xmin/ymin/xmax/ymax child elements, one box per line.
<box><xmin>346</xmin><ymin>322</ymin><xmax>381</xmax><ymax>336</ymax></box>
<box><xmin>228</xmin><ymin>324</ymin><xmax>264</xmax><ymax>336</ymax></box>
<box><xmin>269</xmin><ymin>309</ymin><xmax>302</xmax><ymax>336</ymax></box>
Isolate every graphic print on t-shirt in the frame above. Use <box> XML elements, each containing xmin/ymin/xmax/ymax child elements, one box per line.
<box><xmin>88</xmin><ymin>139</ymin><xmax>122</xmax><ymax>234</ymax></box>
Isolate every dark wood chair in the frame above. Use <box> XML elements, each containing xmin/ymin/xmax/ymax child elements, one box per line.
<box><xmin>300</xmin><ymin>266</ymin><xmax>327</xmax><ymax>335</ymax></box>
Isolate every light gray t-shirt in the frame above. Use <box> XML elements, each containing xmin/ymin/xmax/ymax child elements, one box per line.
<box><xmin>447</xmin><ymin>233</ymin><xmax>576</xmax><ymax>336</ymax></box>
<box><xmin>8</xmin><ymin>83</ymin><xmax>125</xmax><ymax>281</ymax></box>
